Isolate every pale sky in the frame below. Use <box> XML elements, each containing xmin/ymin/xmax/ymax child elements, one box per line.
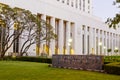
<box><xmin>93</xmin><ymin>0</ymin><xmax>119</xmax><ymax>21</ymax></box>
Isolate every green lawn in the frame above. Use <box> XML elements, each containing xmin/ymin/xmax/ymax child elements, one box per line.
<box><xmin>0</xmin><ymin>61</ymin><xmax>120</xmax><ymax>80</ymax></box>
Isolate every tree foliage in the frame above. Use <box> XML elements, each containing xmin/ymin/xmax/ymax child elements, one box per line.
<box><xmin>0</xmin><ymin>3</ymin><xmax>56</xmax><ymax>58</ymax></box>
<box><xmin>106</xmin><ymin>0</ymin><xmax>120</xmax><ymax>29</ymax></box>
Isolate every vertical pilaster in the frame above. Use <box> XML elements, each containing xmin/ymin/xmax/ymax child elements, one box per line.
<box><xmin>84</xmin><ymin>26</ymin><xmax>88</xmax><ymax>55</ymax></box>
<box><xmin>73</xmin><ymin>0</ymin><xmax>76</xmax><ymax>8</ymax></box>
<box><xmin>66</xmin><ymin>22</ymin><xmax>70</xmax><ymax>55</ymax></box>
<box><xmin>102</xmin><ymin>31</ymin><xmax>104</xmax><ymax>55</ymax></box>
<box><xmin>111</xmin><ymin>33</ymin><xmax>114</xmax><ymax>55</ymax></box>
<box><xmin>90</xmin><ymin>28</ymin><xmax>93</xmax><ymax>54</ymax></box>
<box><xmin>85</xmin><ymin>0</ymin><xmax>88</xmax><ymax>12</ymax></box>
<box><xmin>94</xmin><ymin>28</ymin><xmax>96</xmax><ymax>55</ymax></box>
<box><xmin>41</xmin><ymin>14</ymin><xmax>46</xmax><ymax>54</ymax></box>
<box><xmin>97</xmin><ymin>30</ymin><xmax>100</xmax><ymax>55</ymax></box>
<box><xmin>105</xmin><ymin>32</ymin><xmax>108</xmax><ymax>55</ymax></box>
<box><xmin>58</xmin><ymin>19</ymin><xmax>64</xmax><ymax>54</ymax></box>
<box><xmin>49</xmin><ymin>17</ymin><xmax>55</xmax><ymax>56</ymax></box>
<box><xmin>69</xmin><ymin>0</ymin><xmax>71</xmax><ymax>6</ymax></box>
<box><xmin>77</xmin><ymin>0</ymin><xmax>80</xmax><ymax>9</ymax></box>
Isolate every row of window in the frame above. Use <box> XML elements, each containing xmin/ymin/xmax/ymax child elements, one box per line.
<box><xmin>82</xmin><ymin>25</ymin><xmax>120</xmax><ymax>55</ymax></box>
<box><xmin>82</xmin><ymin>25</ymin><xmax>120</xmax><ymax>38</ymax></box>
<box><xmin>57</xmin><ymin>0</ymin><xmax>91</xmax><ymax>13</ymax></box>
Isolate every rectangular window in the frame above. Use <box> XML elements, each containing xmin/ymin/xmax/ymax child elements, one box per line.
<box><xmin>88</xmin><ymin>35</ymin><xmax>89</xmax><ymax>54</ymax></box>
<box><xmin>71</xmin><ymin>1</ymin><xmax>74</xmax><ymax>7</ymax></box>
<box><xmin>62</xmin><ymin>0</ymin><xmax>65</xmax><ymax>3</ymax></box>
<box><xmin>82</xmin><ymin>34</ymin><xmax>85</xmax><ymax>54</ymax></box>
<box><xmin>88</xmin><ymin>0</ymin><xmax>90</xmax><ymax>4</ymax></box>
<box><xmin>96</xmin><ymin>37</ymin><xmax>98</xmax><ymax>55</ymax></box>
<box><xmin>67</xmin><ymin>0</ymin><xmax>69</xmax><ymax>5</ymax></box>
<box><xmin>83</xmin><ymin>0</ymin><xmax>85</xmax><ymax>11</ymax></box>
<box><xmin>13</xmin><ymin>30</ymin><xmax>19</xmax><ymax>53</ymax></box>
<box><xmin>63</xmin><ymin>21</ymin><xmax>67</xmax><ymax>55</ymax></box>
<box><xmin>79</xmin><ymin>0</ymin><xmax>81</xmax><ymax>10</ymax></box>
<box><xmin>76</xmin><ymin>0</ymin><xmax>78</xmax><ymax>8</ymax></box>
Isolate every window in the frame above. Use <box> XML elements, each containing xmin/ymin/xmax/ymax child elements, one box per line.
<box><xmin>76</xmin><ymin>0</ymin><xmax>78</xmax><ymax>8</ymax></box>
<box><xmin>100</xmin><ymin>30</ymin><xmax>102</xmax><ymax>34</ymax></box>
<box><xmin>13</xmin><ymin>30</ymin><xmax>19</xmax><ymax>53</ymax></box>
<box><xmin>88</xmin><ymin>0</ymin><xmax>90</xmax><ymax>4</ymax></box>
<box><xmin>88</xmin><ymin>35</ymin><xmax>90</xmax><ymax>54</ymax></box>
<box><xmin>96</xmin><ymin>37</ymin><xmax>98</xmax><ymax>55</ymax></box>
<box><xmin>63</xmin><ymin>21</ymin><xmax>67</xmax><ymax>54</ymax></box>
<box><xmin>96</xmin><ymin>29</ymin><xmax>98</xmax><ymax>33</ymax></box>
<box><xmin>67</xmin><ymin>0</ymin><xmax>69</xmax><ymax>5</ymax></box>
<box><xmin>87</xmin><ymin>27</ymin><xmax>89</xmax><ymax>31</ymax></box>
<box><xmin>79</xmin><ymin>0</ymin><xmax>81</xmax><ymax>10</ymax></box>
<box><xmin>82</xmin><ymin>25</ymin><xmax>85</xmax><ymax>30</ymax></box>
<box><xmin>62</xmin><ymin>0</ymin><xmax>65</xmax><ymax>3</ymax></box>
<box><xmin>83</xmin><ymin>0</ymin><xmax>85</xmax><ymax>11</ymax></box>
<box><xmin>71</xmin><ymin>1</ymin><xmax>74</xmax><ymax>7</ymax></box>
<box><xmin>82</xmin><ymin>34</ymin><xmax>85</xmax><ymax>54</ymax></box>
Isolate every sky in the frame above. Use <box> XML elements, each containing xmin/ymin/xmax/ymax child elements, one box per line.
<box><xmin>93</xmin><ymin>0</ymin><xmax>119</xmax><ymax>21</ymax></box>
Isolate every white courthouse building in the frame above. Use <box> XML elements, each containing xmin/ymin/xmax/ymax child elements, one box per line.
<box><xmin>0</xmin><ymin>0</ymin><xmax>120</xmax><ymax>56</ymax></box>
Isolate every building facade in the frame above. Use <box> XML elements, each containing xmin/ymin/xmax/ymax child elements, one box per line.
<box><xmin>0</xmin><ymin>0</ymin><xmax>120</xmax><ymax>56</ymax></box>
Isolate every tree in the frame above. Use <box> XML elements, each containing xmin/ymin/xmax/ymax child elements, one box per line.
<box><xmin>0</xmin><ymin>3</ymin><xmax>56</xmax><ymax>58</ymax></box>
<box><xmin>106</xmin><ymin>0</ymin><xmax>120</xmax><ymax>29</ymax></box>
<box><xmin>107</xmin><ymin>48</ymin><xmax>112</xmax><ymax>55</ymax></box>
<box><xmin>0</xmin><ymin>3</ymin><xmax>22</xmax><ymax>58</ymax></box>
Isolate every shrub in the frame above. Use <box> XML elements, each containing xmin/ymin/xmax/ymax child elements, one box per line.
<box><xmin>104</xmin><ymin>62</ymin><xmax>120</xmax><ymax>75</ymax></box>
<box><xmin>104</xmin><ymin>56</ymin><xmax>120</xmax><ymax>62</ymax></box>
<box><xmin>0</xmin><ymin>56</ymin><xmax>52</xmax><ymax>64</ymax></box>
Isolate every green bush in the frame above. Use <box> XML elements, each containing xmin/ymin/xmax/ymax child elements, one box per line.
<box><xmin>0</xmin><ymin>56</ymin><xmax>52</xmax><ymax>64</ymax></box>
<box><xmin>104</xmin><ymin>56</ymin><xmax>120</xmax><ymax>62</ymax></box>
<box><xmin>104</xmin><ymin>62</ymin><xmax>120</xmax><ymax>75</ymax></box>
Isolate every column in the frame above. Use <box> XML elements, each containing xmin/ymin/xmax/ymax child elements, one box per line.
<box><xmin>58</xmin><ymin>19</ymin><xmax>64</xmax><ymax>54</ymax></box>
<box><xmin>69</xmin><ymin>0</ymin><xmax>72</xmax><ymax>6</ymax></box>
<box><xmin>111</xmin><ymin>33</ymin><xmax>114</xmax><ymax>55</ymax></box>
<box><xmin>98</xmin><ymin>30</ymin><xmax>100</xmax><ymax>55</ymax></box>
<box><xmin>93</xmin><ymin>28</ymin><xmax>96</xmax><ymax>55</ymax></box>
<box><xmin>41</xmin><ymin>14</ymin><xmax>46</xmax><ymax>54</ymax></box>
<box><xmin>60</xmin><ymin>0</ymin><xmax>62</xmax><ymax>2</ymax></box>
<box><xmin>64</xmin><ymin>0</ymin><xmax>67</xmax><ymax>4</ymax></box>
<box><xmin>85</xmin><ymin>0</ymin><xmax>88</xmax><ymax>12</ymax></box>
<box><xmin>77</xmin><ymin>0</ymin><xmax>80</xmax><ymax>9</ymax></box>
<box><xmin>90</xmin><ymin>28</ymin><xmax>93</xmax><ymax>54</ymax></box>
<box><xmin>79</xmin><ymin>25</ymin><xmax>82</xmax><ymax>54</ymax></box>
<box><xmin>102</xmin><ymin>31</ymin><xmax>104</xmax><ymax>55</ymax></box>
<box><xmin>84</xmin><ymin>26</ymin><xmax>88</xmax><ymax>55</ymax></box>
<box><xmin>73</xmin><ymin>0</ymin><xmax>76</xmax><ymax>8</ymax></box>
<box><xmin>105</xmin><ymin>32</ymin><xmax>108</xmax><ymax>55</ymax></box>
<box><xmin>71</xmin><ymin>23</ymin><xmax>75</xmax><ymax>55</ymax></box>
<box><xmin>81</xmin><ymin>0</ymin><xmax>83</xmax><ymax>11</ymax></box>
<box><xmin>66</xmin><ymin>22</ymin><xmax>70</xmax><ymax>55</ymax></box>
<box><xmin>49</xmin><ymin>17</ymin><xmax>55</xmax><ymax>56</ymax></box>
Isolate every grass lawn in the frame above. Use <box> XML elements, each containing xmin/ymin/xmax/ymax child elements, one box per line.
<box><xmin>0</xmin><ymin>61</ymin><xmax>120</xmax><ymax>80</ymax></box>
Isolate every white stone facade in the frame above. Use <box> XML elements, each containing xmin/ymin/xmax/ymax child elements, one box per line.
<box><xmin>0</xmin><ymin>0</ymin><xmax>120</xmax><ymax>56</ymax></box>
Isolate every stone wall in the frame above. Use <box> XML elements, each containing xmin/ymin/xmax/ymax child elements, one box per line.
<box><xmin>52</xmin><ymin>55</ymin><xmax>104</xmax><ymax>70</ymax></box>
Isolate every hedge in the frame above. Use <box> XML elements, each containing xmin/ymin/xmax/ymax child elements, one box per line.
<box><xmin>104</xmin><ymin>62</ymin><xmax>120</xmax><ymax>75</ymax></box>
<box><xmin>0</xmin><ymin>56</ymin><xmax>52</xmax><ymax>64</ymax></box>
<box><xmin>104</xmin><ymin>56</ymin><xmax>120</xmax><ymax>62</ymax></box>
